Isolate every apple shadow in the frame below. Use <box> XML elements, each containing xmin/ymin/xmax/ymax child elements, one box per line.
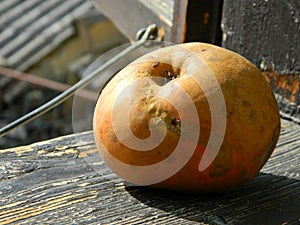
<box><xmin>125</xmin><ymin>172</ymin><xmax>300</xmax><ymax>225</ymax></box>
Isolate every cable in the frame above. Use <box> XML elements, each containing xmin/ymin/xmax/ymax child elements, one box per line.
<box><xmin>0</xmin><ymin>24</ymin><xmax>158</xmax><ymax>138</ymax></box>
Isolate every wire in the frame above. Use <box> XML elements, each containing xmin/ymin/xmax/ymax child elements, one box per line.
<box><xmin>0</xmin><ymin>24</ymin><xmax>158</xmax><ymax>138</ymax></box>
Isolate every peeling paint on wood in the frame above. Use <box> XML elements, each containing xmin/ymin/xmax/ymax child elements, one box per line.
<box><xmin>263</xmin><ymin>71</ymin><xmax>300</xmax><ymax>123</ymax></box>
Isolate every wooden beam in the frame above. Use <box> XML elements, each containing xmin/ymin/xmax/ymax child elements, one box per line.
<box><xmin>91</xmin><ymin>0</ymin><xmax>223</xmax><ymax>44</ymax></box>
<box><xmin>184</xmin><ymin>0</ymin><xmax>223</xmax><ymax>44</ymax></box>
<box><xmin>221</xmin><ymin>0</ymin><xmax>300</xmax><ymax>75</ymax></box>
<box><xmin>92</xmin><ymin>0</ymin><xmax>177</xmax><ymax>42</ymax></box>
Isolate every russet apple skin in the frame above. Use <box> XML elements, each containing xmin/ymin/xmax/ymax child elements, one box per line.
<box><xmin>93</xmin><ymin>43</ymin><xmax>280</xmax><ymax>193</ymax></box>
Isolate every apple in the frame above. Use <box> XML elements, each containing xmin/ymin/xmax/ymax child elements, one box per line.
<box><xmin>93</xmin><ymin>43</ymin><xmax>280</xmax><ymax>193</ymax></box>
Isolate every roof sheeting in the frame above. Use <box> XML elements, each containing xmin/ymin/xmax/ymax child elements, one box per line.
<box><xmin>0</xmin><ymin>0</ymin><xmax>93</xmax><ymax>71</ymax></box>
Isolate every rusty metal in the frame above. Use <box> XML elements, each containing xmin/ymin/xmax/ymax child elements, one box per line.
<box><xmin>0</xmin><ymin>24</ymin><xmax>158</xmax><ymax>138</ymax></box>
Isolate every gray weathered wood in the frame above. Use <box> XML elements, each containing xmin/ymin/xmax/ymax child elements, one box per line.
<box><xmin>92</xmin><ymin>0</ymin><xmax>179</xmax><ymax>42</ymax></box>
<box><xmin>222</xmin><ymin>0</ymin><xmax>300</xmax><ymax>75</ymax></box>
<box><xmin>91</xmin><ymin>0</ymin><xmax>224</xmax><ymax>44</ymax></box>
<box><xmin>0</xmin><ymin>119</ymin><xmax>299</xmax><ymax>224</ymax></box>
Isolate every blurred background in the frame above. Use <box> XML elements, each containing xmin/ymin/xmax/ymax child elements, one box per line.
<box><xmin>0</xmin><ymin>0</ymin><xmax>128</xmax><ymax>148</ymax></box>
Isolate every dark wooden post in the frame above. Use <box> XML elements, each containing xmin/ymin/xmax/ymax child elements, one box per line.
<box><xmin>221</xmin><ymin>0</ymin><xmax>300</xmax><ymax>122</ymax></box>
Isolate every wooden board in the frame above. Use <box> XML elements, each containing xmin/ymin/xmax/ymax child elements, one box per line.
<box><xmin>221</xmin><ymin>0</ymin><xmax>300</xmax><ymax>75</ymax></box>
<box><xmin>91</xmin><ymin>0</ymin><xmax>223</xmax><ymax>44</ymax></box>
<box><xmin>91</xmin><ymin>0</ymin><xmax>180</xmax><ymax>42</ymax></box>
<box><xmin>0</xmin><ymin>118</ymin><xmax>299</xmax><ymax>224</ymax></box>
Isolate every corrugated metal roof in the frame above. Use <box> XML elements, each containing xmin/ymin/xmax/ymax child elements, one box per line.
<box><xmin>0</xmin><ymin>0</ymin><xmax>93</xmax><ymax>71</ymax></box>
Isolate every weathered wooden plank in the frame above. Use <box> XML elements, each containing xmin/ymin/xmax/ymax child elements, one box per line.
<box><xmin>263</xmin><ymin>71</ymin><xmax>300</xmax><ymax>124</ymax></box>
<box><xmin>221</xmin><ymin>0</ymin><xmax>300</xmax><ymax>75</ymax></box>
<box><xmin>91</xmin><ymin>0</ymin><xmax>176</xmax><ymax>42</ymax></box>
<box><xmin>0</xmin><ymin>119</ymin><xmax>299</xmax><ymax>224</ymax></box>
<box><xmin>91</xmin><ymin>0</ymin><xmax>224</xmax><ymax>44</ymax></box>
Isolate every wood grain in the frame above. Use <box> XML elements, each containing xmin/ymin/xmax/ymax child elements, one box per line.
<box><xmin>0</xmin><ymin>119</ymin><xmax>299</xmax><ymax>225</ymax></box>
<box><xmin>92</xmin><ymin>0</ymin><xmax>175</xmax><ymax>42</ymax></box>
<box><xmin>222</xmin><ymin>0</ymin><xmax>300</xmax><ymax>75</ymax></box>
